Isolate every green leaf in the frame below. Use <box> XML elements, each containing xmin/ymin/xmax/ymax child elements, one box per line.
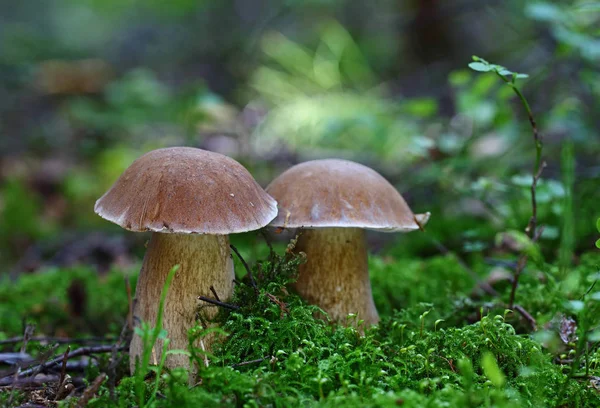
<box><xmin>458</xmin><ymin>358</ymin><xmax>474</xmax><ymax>388</ymax></box>
<box><xmin>596</xmin><ymin>218</ymin><xmax>600</xmax><ymax>232</ymax></box>
<box><xmin>596</xmin><ymin>238</ymin><xmax>600</xmax><ymax>249</ymax></box>
<box><xmin>566</xmin><ymin>300</ymin><xmax>585</xmax><ymax>312</ymax></box>
<box><xmin>589</xmin><ymin>330</ymin><xmax>600</xmax><ymax>342</ymax></box>
<box><xmin>468</xmin><ymin>62</ymin><xmax>491</xmax><ymax>72</ymax></box>
<box><xmin>469</xmin><ymin>56</ymin><xmax>529</xmax><ymax>80</ymax></box>
<box><xmin>511</xmin><ymin>174</ymin><xmax>533</xmax><ymax>187</ymax></box>
<box><xmin>481</xmin><ymin>352</ymin><xmax>506</xmax><ymax>388</ymax></box>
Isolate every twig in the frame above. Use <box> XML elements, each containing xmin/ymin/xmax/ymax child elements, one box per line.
<box><xmin>230</xmin><ymin>244</ymin><xmax>257</xmax><ymax>291</ymax></box>
<box><xmin>231</xmin><ymin>357</ymin><xmax>267</xmax><ymax>368</ymax></box>
<box><xmin>266</xmin><ymin>293</ymin><xmax>289</xmax><ymax>318</ymax></box>
<box><xmin>508</xmin><ymin>255</ymin><xmax>529</xmax><ymax>309</ymax></box>
<box><xmin>433</xmin><ymin>355</ymin><xmax>457</xmax><ymax>373</ymax></box>
<box><xmin>55</xmin><ymin>345</ymin><xmax>70</xmax><ymax>401</ymax></box>
<box><xmin>76</xmin><ymin>373</ymin><xmax>107</xmax><ymax>407</ymax></box>
<box><xmin>527</xmin><ymin>161</ymin><xmax>547</xmax><ymax>235</ymax></box>
<box><xmin>581</xmin><ymin>279</ymin><xmax>598</xmax><ymax>300</ymax></box>
<box><xmin>209</xmin><ymin>286</ymin><xmax>221</xmax><ymax>302</ymax></box>
<box><xmin>512</xmin><ymin>305</ymin><xmax>537</xmax><ymax>331</ymax></box>
<box><xmin>3</xmin><ymin>345</ymin><xmax>125</xmax><ymax>379</ymax></box>
<box><xmin>20</xmin><ymin>325</ymin><xmax>34</xmax><ymax>354</ymax></box>
<box><xmin>508</xmin><ymin>226</ymin><xmax>545</xmax><ymax>309</ymax></box>
<box><xmin>198</xmin><ymin>296</ymin><xmax>240</xmax><ymax>310</ymax></box>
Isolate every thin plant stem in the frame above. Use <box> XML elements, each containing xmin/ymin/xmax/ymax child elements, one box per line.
<box><xmin>493</xmin><ymin>71</ymin><xmax>545</xmax><ymax>309</ymax></box>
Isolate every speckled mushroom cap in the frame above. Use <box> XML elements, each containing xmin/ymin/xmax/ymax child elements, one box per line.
<box><xmin>266</xmin><ymin>159</ymin><xmax>430</xmax><ymax>232</ymax></box>
<box><xmin>94</xmin><ymin>147</ymin><xmax>278</xmax><ymax>235</ymax></box>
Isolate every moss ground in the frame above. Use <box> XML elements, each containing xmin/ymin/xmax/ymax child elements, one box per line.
<box><xmin>1</xmin><ymin>247</ymin><xmax>599</xmax><ymax>407</ymax></box>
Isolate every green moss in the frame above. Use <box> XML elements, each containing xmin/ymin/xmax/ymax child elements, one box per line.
<box><xmin>370</xmin><ymin>254</ymin><xmax>474</xmax><ymax>318</ymax></box>
<box><xmin>3</xmin><ymin>251</ymin><xmax>600</xmax><ymax>407</ymax></box>
<box><xmin>0</xmin><ymin>266</ymin><xmax>133</xmax><ymax>339</ymax></box>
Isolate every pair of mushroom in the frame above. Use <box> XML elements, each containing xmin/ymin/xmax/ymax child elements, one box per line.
<box><xmin>95</xmin><ymin>147</ymin><xmax>429</xmax><ymax>372</ymax></box>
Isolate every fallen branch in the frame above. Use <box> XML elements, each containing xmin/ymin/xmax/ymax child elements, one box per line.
<box><xmin>0</xmin><ymin>374</ymin><xmax>62</xmax><ymax>387</ymax></box>
<box><xmin>198</xmin><ymin>296</ymin><xmax>240</xmax><ymax>311</ymax></box>
<box><xmin>2</xmin><ymin>345</ymin><xmax>125</xmax><ymax>380</ymax></box>
<box><xmin>0</xmin><ymin>353</ymin><xmax>34</xmax><ymax>365</ymax></box>
<box><xmin>231</xmin><ymin>357</ymin><xmax>267</xmax><ymax>368</ymax></box>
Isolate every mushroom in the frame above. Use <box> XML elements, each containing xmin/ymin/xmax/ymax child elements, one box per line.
<box><xmin>94</xmin><ymin>147</ymin><xmax>277</xmax><ymax>372</ymax></box>
<box><xmin>266</xmin><ymin>159</ymin><xmax>430</xmax><ymax>327</ymax></box>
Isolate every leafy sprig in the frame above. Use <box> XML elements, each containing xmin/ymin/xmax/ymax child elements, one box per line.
<box><xmin>468</xmin><ymin>56</ymin><xmax>529</xmax><ymax>81</ymax></box>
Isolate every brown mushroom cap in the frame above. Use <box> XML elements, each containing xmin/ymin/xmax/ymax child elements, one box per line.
<box><xmin>266</xmin><ymin>159</ymin><xmax>429</xmax><ymax>232</ymax></box>
<box><xmin>95</xmin><ymin>147</ymin><xmax>277</xmax><ymax>235</ymax></box>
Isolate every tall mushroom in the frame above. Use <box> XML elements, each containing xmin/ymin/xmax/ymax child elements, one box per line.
<box><xmin>94</xmin><ymin>147</ymin><xmax>277</xmax><ymax>372</ymax></box>
<box><xmin>266</xmin><ymin>159</ymin><xmax>429</xmax><ymax>327</ymax></box>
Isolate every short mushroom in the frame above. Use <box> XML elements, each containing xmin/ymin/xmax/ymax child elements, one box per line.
<box><xmin>266</xmin><ymin>159</ymin><xmax>430</xmax><ymax>327</ymax></box>
<box><xmin>94</xmin><ymin>147</ymin><xmax>277</xmax><ymax>372</ymax></box>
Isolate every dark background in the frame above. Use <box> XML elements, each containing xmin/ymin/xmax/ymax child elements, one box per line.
<box><xmin>1</xmin><ymin>0</ymin><xmax>598</xmax><ymax>276</ymax></box>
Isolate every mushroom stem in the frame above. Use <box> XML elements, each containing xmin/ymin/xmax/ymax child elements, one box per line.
<box><xmin>129</xmin><ymin>233</ymin><xmax>234</xmax><ymax>373</ymax></box>
<box><xmin>294</xmin><ymin>228</ymin><xmax>379</xmax><ymax>327</ymax></box>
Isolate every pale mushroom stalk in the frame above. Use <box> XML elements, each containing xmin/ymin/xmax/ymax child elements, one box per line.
<box><xmin>294</xmin><ymin>228</ymin><xmax>378</xmax><ymax>325</ymax></box>
<box><xmin>94</xmin><ymin>147</ymin><xmax>277</xmax><ymax>374</ymax></box>
<box><xmin>130</xmin><ymin>233</ymin><xmax>233</xmax><ymax>372</ymax></box>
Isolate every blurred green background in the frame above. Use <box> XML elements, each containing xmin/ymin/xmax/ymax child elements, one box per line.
<box><xmin>0</xmin><ymin>0</ymin><xmax>598</xmax><ymax>277</ymax></box>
